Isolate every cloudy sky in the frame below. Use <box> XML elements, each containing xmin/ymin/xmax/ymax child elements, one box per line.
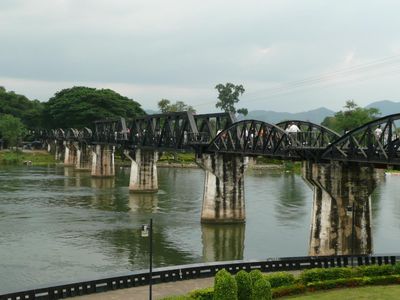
<box><xmin>1</xmin><ymin>0</ymin><xmax>400</xmax><ymax>113</ymax></box>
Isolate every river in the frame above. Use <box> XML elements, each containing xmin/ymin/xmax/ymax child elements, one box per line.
<box><xmin>0</xmin><ymin>165</ymin><xmax>399</xmax><ymax>293</ymax></box>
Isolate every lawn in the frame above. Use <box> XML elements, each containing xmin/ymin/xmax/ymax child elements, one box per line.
<box><xmin>283</xmin><ymin>285</ymin><xmax>400</xmax><ymax>299</ymax></box>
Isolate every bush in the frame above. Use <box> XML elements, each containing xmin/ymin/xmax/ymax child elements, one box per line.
<box><xmin>249</xmin><ymin>269</ymin><xmax>263</xmax><ymax>289</ymax></box>
<box><xmin>188</xmin><ymin>287</ymin><xmax>214</xmax><ymax>300</ymax></box>
<box><xmin>264</xmin><ymin>272</ymin><xmax>295</xmax><ymax>288</ymax></box>
<box><xmin>356</xmin><ymin>264</ymin><xmax>394</xmax><ymax>277</ymax></box>
<box><xmin>235</xmin><ymin>270</ymin><xmax>252</xmax><ymax>300</ymax></box>
<box><xmin>300</xmin><ymin>267</ymin><xmax>354</xmax><ymax>283</ymax></box>
<box><xmin>214</xmin><ymin>269</ymin><xmax>238</xmax><ymax>300</ymax></box>
<box><xmin>251</xmin><ymin>278</ymin><xmax>272</xmax><ymax>300</ymax></box>
<box><xmin>393</xmin><ymin>262</ymin><xmax>400</xmax><ymax>274</ymax></box>
<box><xmin>272</xmin><ymin>284</ymin><xmax>306</xmax><ymax>298</ymax></box>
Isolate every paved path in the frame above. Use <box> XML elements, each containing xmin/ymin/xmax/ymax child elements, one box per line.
<box><xmin>72</xmin><ymin>277</ymin><xmax>214</xmax><ymax>300</ymax></box>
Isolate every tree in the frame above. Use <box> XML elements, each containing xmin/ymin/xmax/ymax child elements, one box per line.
<box><xmin>0</xmin><ymin>86</ymin><xmax>45</xmax><ymax>128</ymax></box>
<box><xmin>0</xmin><ymin>114</ymin><xmax>26</xmax><ymax>148</ymax></box>
<box><xmin>157</xmin><ymin>99</ymin><xmax>196</xmax><ymax>113</ymax></box>
<box><xmin>43</xmin><ymin>86</ymin><xmax>145</xmax><ymax>129</ymax></box>
<box><xmin>321</xmin><ymin>100</ymin><xmax>381</xmax><ymax>133</ymax></box>
<box><xmin>215</xmin><ymin>83</ymin><xmax>248</xmax><ymax>116</ymax></box>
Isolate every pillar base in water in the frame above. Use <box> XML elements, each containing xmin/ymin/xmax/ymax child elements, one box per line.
<box><xmin>197</xmin><ymin>153</ymin><xmax>248</xmax><ymax>224</ymax></box>
<box><xmin>91</xmin><ymin>144</ymin><xmax>115</xmax><ymax>177</ymax></box>
<box><xmin>302</xmin><ymin>161</ymin><xmax>379</xmax><ymax>256</ymax></box>
<box><xmin>125</xmin><ymin>149</ymin><xmax>159</xmax><ymax>193</ymax></box>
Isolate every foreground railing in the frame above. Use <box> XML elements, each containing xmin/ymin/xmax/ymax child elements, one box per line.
<box><xmin>1</xmin><ymin>254</ymin><xmax>398</xmax><ymax>300</ymax></box>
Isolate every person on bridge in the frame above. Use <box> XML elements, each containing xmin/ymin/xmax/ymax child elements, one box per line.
<box><xmin>286</xmin><ymin>123</ymin><xmax>301</xmax><ymax>133</ymax></box>
<box><xmin>374</xmin><ymin>125</ymin><xmax>383</xmax><ymax>141</ymax></box>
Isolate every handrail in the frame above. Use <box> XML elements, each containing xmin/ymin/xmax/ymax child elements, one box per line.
<box><xmin>0</xmin><ymin>254</ymin><xmax>398</xmax><ymax>299</ymax></box>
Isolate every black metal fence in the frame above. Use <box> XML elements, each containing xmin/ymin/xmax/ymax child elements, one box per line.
<box><xmin>1</xmin><ymin>254</ymin><xmax>398</xmax><ymax>300</ymax></box>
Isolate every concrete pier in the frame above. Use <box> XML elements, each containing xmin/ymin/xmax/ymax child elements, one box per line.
<box><xmin>125</xmin><ymin>149</ymin><xmax>159</xmax><ymax>193</ymax></box>
<box><xmin>64</xmin><ymin>142</ymin><xmax>78</xmax><ymax>166</ymax></box>
<box><xmin>91</xmin><ymin>144</ymin><xmax>115</xmax><ymax>177</ymax></box>
<box><xmin>54</xmin><ymin>141</ymin><xmax>65</xmax><ymax>161</ymax></box>
<box><xmin>302</xmin><ymin>161</ymin><xmax>378</xmax><ymax>256</ymax></box>
<box><xmin>196</xmin><ymin>153</ymin><xmax>249</xmax><ymax>223</ymax></box>
<box><xmin>76</xmin><ymin>143</ymin><xmax>92</xmax><ymax>171</ymax></box>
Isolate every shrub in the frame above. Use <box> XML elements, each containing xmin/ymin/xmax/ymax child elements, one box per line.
<box><xmin>249</xmin><ymin>269</ymin><xmax>263</xmax><ymax>289</ymax></box>
<box><xmin>188</xmin><ymin>287</ymin><xmax>214</xmax><ymax>300</ymax></box>
<box><xmin>300</xmin><ymin>267</ymin><xmax>354</xmax><ymax>283</ymax></box>
<box><xmin>264</xmin><ymin>272</ymin><xmax>295</xmax><ymax>288</ymax></box>
<box><xmin>272</xmin><ymin>284</ymin><xmax>306</xmax><ymax>298</ymax></box>
<box><xmin>356</xmin><ymin>264</ymin><xmax>394</xmax><ymax>277</ymax></box>
<box><xmin>214</xmin><ymin>269</ymin><xmax>238</xmax><ymax>300</ymax></box>
<box><xmin>251</xmin><ymin>278</ymin><xmax>272</xmax><ymax>300</ymax></box>
<box><xmin>235</xmin><ymin>270</ymin><xmax>252</xmax><ymax>300</ymax></box>
<box><xmin>393</xmin><ymin>262</ymin><xmax>400</xmax><ymax>274</ymax></box>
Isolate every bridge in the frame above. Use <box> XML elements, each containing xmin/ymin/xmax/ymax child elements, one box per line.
<box><xmin>38</xmin><ymin>112</ymin><xmax>400</xmax><ymax>255</ymax></box>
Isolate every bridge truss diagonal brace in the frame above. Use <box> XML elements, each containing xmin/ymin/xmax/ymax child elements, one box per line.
<box><xmin>196</xmin><ymin>153</ymin><xmax>249</xmax><ymax>224</ymax></box>
<box><xmin>302</xmin><ymin>161</ymin><xmax>381</xmax><ymax>257</ymax></box>
<box><xmin>125</xmin><ymin>149</ymin><xmax>159</xmax><ymax>193</ymax></box>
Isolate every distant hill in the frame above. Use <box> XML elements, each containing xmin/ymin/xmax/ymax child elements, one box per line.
<box><xmin>145</xmin><ymin>109</ymin><xmax>158</xmax><ymax>114</ymax></box>
<box><xmin>365</xmin><ymin>100</ymin><xmax>400</xmax><ymax>117</ymax></box>
<box><xmin>243</xmin><ymin>107</ymin><xmax>335</xmax><ymax>124</ymax></box>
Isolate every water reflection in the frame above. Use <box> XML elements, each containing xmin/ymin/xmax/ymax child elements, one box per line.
<box><xmin>201</xmin><ymin>224</ymin><xmax>245</xmax><ymax>262</ymax></box>
<box><xmin>128</xmin><ymin>193</ymin><xmax>159</xmax><ymax>213</ymax></box>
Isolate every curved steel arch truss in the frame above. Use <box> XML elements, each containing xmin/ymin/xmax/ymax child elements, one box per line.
<box><xmin>276</xmin><ymin>120</ymin><xmax>340</xmax><ymax>149</ymax></box>
<box><xmin>322</xmin><ymin>113</ymin><xmax>400</xmax><ymax>165</ymax></box>
<box><xmin>206</xmin><ymin>120</ymin><xmax>299</xmax><ymax>158</ymax></box>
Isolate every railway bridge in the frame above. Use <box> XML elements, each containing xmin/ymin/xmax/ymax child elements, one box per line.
<box><xmin>39</xmin><ymin>112</ymin><xmax>400</xmax><ymax>255</ymax></box>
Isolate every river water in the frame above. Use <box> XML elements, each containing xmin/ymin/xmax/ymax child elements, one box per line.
<box><xmin>0</xmin><ymin>165</ymin><xmax>399</xmax><ymax>293</ymax></box>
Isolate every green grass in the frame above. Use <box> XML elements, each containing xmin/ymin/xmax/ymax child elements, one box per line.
<box><xmin>282</xmin><ymin>285</ymin><xmax>400</xmax><ymax>299</ymax></box>
<box><xmin>0</xmin><ymin>150</ymin><xmax>55</xmax><ymax>165</ymax></box>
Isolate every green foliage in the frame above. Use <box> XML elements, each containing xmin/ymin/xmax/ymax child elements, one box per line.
<box><xmin>393</xmin><ymin>262</ymin><xmax>400</xmax><ymax>274</ymax></box>
<box><xmin>300</xmin><ymin>267</ymin><xmax>355</xmax><ymax>283</ymax></box>
<box><xmin>251</xmin><ymin>278</ymin><xmax>271</xmax><ymax>300</ymax></box>
<box><xmin>161</xmin><ymin>296</ymin><xmax>193</xmax><ymax>300</ymax></box>
<box><xmin>321</xmin><ymin>100</ymin><xmax>380</xmax><ymax>133</ymax></box>
<box><xmin>158</xmin><ymin>99</ymin><xmax>196</xmax><ymax>113</ymax></box>
<box><xmin>0</xmin><ymin>86</ymin><xmax>45</xmax><ymax>128</ymax></box>
<box><xmin>214</xmin><ymin>269</ymin><xmax>238</xmax><ymax>300</ymax></box>
<box><xmin>272</xmin><ymin>283</ymin><xmax>307</xmax><ymax>298</ymax></box>
<box><xmin>0</xmin><ymin>114</ymin><xmax>26</xmax><ymax>147</ymax></box>
<box><xmin>0</xmin><ymin>150</ymin><xmax>55</xmax><ymax>165</ymax></box>
<box><xmin>188</xmin><ymin>287</ymin><xmax>214</xmax><ymax>300</ymax></box>
<box><xmin>264</xmin><ymin>272</ymin><xmax>296</xmax><ymax>288</ymax></box>
<box><xmin>44</xmin><ymin>86</ymin><xmax>145</xmax><ymax>129</ymax></box>
<box><xmin>215</xmin><ymin>83</ymin><xmax>247</xmax><ymax>116</ymax></box>
<box><xmin>356</xmin><ymin>264</ymin><xmax>395</xmax><ymax>277</ymax></box>
<box><xmin>249</xmin><ymin>269</ymin><xmax>264</xmax><ymax>289</ymax></box>
<box><xmin>235</xmin><ymin>270</ymin><xmax>252</xmax><ymax>300</ymax></box>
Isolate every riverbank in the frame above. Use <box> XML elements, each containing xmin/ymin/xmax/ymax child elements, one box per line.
<box><xmin>0</xmin><ymin>150</ymin><xmax>55</xmax><ymax>165</ymax></box>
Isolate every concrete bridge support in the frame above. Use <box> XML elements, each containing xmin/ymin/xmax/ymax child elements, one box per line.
<box><xmin>196</xmin><ymin>153</ymin><xmax>249</xmax><ymax>223</ymax></box>
<box><xmin>125</xmin><ymin>149</ymin><xmax>159</xmax><ymax>193</ymax></box>
<box><xmin>54</xmin><ymin>141</ymin><xmax>65</xmax><ymax>161</ymax></box>
<box><xmin>91</xmin><ymin>144</ymin><xmax>115</xmax><ymax>177</ymax></box>
<box><xmin>76</xmin><ymin>143</ymin><xmax>92</xmax><ymax>171</ymax></box>
<box><xmin>64</xmin><ymin>142</ymin><xmax>78</xmax><ymax>166</ymax></box>
<box><xmin>302</xmin><ymin>161</ymin><xmax>378</xmax><ymax>256</ymax></box>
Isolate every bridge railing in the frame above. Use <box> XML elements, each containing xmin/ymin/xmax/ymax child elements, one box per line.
<box><xmin>1</xmin><ymin>254</ymin><xmax>398</xmax><ymax>300</ymax></box>
<box><xmin>287</xmin><ymin>131</ymin><xmax>334</xmax><ymax>149</ymax></box>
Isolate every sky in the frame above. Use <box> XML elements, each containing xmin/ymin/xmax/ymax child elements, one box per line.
<box><xmin>1</xmin><ymin>0</ymin><xmax>400</xmax><ymax>113</ymax></box>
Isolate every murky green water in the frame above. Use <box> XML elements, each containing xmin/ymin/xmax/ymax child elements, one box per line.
<box><xmin>0</xmin><ymin>165</ymin><xmax>399</xmax><ymax>293</ymax></box>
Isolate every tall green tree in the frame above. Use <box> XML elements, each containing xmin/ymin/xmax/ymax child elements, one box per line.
<box><xmin>215</xmin><ymin>83</ymin><xmax>248</xmax><ymax>116</ymax></box>
<box><xmin>0</xmin><ymin>114</ymin><xmax>26</xmax><ymax>148</ymax></box>
<box><xmin>0</xmin><ymin>86</ymin><xmax>44</xmax><ymax>128</ymax></box>
<box><xmin>157</xmin><ymin>99</ymin><xmax>196</xmax><ymax>113</ymax></box>
<box><xmin>44</xmin><ymin>86</ymin><xmax>145</xmax><ymax>129</ymax></box>
<box><xmin>321</xmin><ymin>100</ymin><xmax>381</xmax><ymax>133</ymax></box>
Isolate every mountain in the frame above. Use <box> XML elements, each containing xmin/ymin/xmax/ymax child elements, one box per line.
<box><xmin>365</xmin><ymin>100</ymin><xmax>400</xmax><ymax>116</ymax></box>
<box><xmin>243</xmin><ymin>107</ymin><xmax>335</xmax><ymax>124</ymax></box>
